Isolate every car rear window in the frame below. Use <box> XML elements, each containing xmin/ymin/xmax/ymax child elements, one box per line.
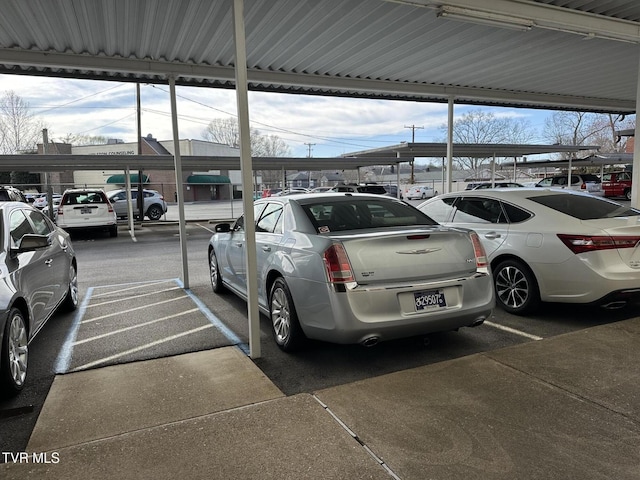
<box><xmin>529</xmin><ymin>194</ymin><xmax>640</xmax><ymax>220</ymax></box>
<box><xmin>302</xmin><ymin>198</ymin><xmax>437</xmax><ymax>233</ymax></box>
<box><xmin>358</xmin><ymin>185</ymin><xmax>388</xmax><ymax>195</ymax></box>
<box><xmin>63</xmin><ymin>191</ymin><xmax>108</xmax><ymax>205</ymax></box>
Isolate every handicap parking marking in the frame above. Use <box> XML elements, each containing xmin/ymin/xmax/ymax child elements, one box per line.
<box><xmin>70</xmin><ymin>324</ymin><xmax>215</xmax><ymax>372</ymax></box>
<box><xmin>74</xmin><ymin>308</ymin><xmax>200</xmax><ymax>346</ymax></box>
<box><xmin>55</xmin><ymin>278</ymin><xmax>248</xmax><ymax>374</ymax></box>
<box><xmin>80</xmin><ymin>296</ymin><xmax>190</xmax><ymax>325</ymax></box>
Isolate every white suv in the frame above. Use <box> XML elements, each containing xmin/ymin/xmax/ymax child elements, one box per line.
<box><xmin>535</xmin><ymin>174</ymin><xmax>604</xmax><ymax>197</ymax></box>
<box><xmin>57</xmin><ymin>189</ymin><xmax>118</xmax><ymax>237</ymax></box>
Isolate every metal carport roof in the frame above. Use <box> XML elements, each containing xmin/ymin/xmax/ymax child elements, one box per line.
<box><xmin>1</xmin><ymin>0</ymin><xmax>640</xmax><ymax>113</ymax></box>
<box><xmin>343</xmin><ymin>143</ymin><xmax>600</xmax><ymax>159</ymax></box>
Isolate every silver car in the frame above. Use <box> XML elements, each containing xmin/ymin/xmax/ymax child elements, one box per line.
<box><xmin>107</xmin><ymin>189</ymin><xmax>168</xmax><ymax>221</ymax></box>
<box><xmin>418</xmin><ymin>188</ymin><xmax>640</xmax><ymax>315</ymax></box>
<box><xmin>208</xmin><ymin>193</ymin><xmax>494</xmax><ymax>351</ymax></box>
<box><xmin>0</xmin><ymin>203</ymin><xmax>78</xmax><ymax>396</ymax></box>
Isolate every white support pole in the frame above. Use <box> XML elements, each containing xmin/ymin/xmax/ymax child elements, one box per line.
<box><xmin>491</xmin><ymin>153</ymin><xmax>496</xmax><ymax>186</ymax></box>
<box><xmin>168</xmin><ymin>75</ymin><xmax>189</xmax><ymax>289</ymax></box>
<box><xmin>632</xmin><ymin>49</ymin><xmax>640</xmax><ymax>208</ymax></box>
<box><xmin>446</xmin><ymin>96</ymin><xmax>454</xmax><ymax>193</ymax></box>
<box><xmin>396</xmin><ymin>152</ymin><xmax>401</xmax><ymax>198</ymax></box>
<box><xmin>233</xmin><ymin>0</ymin><xmax>261</xmax><ymax>358</ymax></box>
<box><xmin>125</xmin><ymin>167</ymin><xmax>136</xmax><ymax>241</ymax></box>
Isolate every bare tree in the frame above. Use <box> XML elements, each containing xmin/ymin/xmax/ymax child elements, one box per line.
<box><xmin>440</xmin><ymin>110</ymin><xmax>535</xmax><ymax>177</ymax></box>
<box><xmin>0</xmin><ymin>91</ymin><xmax>46</xmax><ymax>154</ymax></box>
<box><xmin>253</xmin><ymin>134</ymin><xmax>292</xmax><ymax>157</ymax></box>
<box><xmin>541</xmin><ymin>111</ymin><xmax>633</xmax><ymax>158</ymax></box>
<box><xmin>56</xmin><ymin>133</ymin><xmax>109</xmax><ymax>146</ymax></box>
<box><xmin>202</xmin><ymin>117</ymin><xmax>291</xmax><ymax>156</ymax></box>
<box><xmin>202</xmin><ymin>117</ymin><xmax>292</xmax><ymax>187</ymax></box>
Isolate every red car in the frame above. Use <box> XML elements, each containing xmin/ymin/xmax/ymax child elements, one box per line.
<box><xmin>602</xmin><ymin>171</ymin><xmax>632</xmax><ymax>200</ymax></box>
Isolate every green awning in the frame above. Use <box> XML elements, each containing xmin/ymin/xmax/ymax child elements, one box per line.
<box><xmin>106</xmin><ymin>174</ymin><xmax>150</xmax><ymax>184</ymax></box>
<box><xmin>187</xmin><ymin>175</ymin><xmax>231</xmax><ymax>184</ymax></box>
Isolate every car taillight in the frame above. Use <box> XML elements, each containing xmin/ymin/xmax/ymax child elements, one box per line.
<box><xmin>470</xmin><ymin>232</ymin><xmax>488</xmax><ymax>269</ymax></box>
<box><xmin>323</xmin><ymin>243</ymin><xmax>355</xmax><ymax>283</ymax></box>
<box><xmin>558</xmin><ymin>234</ymin><xmax>640</xmax><ymax>254</ymax></box>
<box><xmin>580</xmin><ymin>183</ymin><xmax>586</xmax><ymax>189</ymax></box>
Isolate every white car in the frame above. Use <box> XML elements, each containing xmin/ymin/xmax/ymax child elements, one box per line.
<box><xmin>57</xmin><ymin>189</ymin><xmax>118</xmax><ymax>237</ymax></box>
<box><xmin>418</xmin><ymin>188</ymin><xmax>640</xmax><ymax>314</ymax></box>
<box><xmin>405</xmin><ymin>185</ymin><xmax>436</xmax><ymax>200</ymax></box>
<box><xmin>535</xmin><ymin>174</ymin><xmax>604</xmax><ymax>197</ymax></box>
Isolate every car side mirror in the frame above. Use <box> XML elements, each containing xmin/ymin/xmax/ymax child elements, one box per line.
<box><xmin>215</xmin><ymin>223</ymin><xmax>231</xmax><ymax>233</ymax></box>
<box><xmin>13</xmin><ymin>234</ymin><xmax>51</xmax><ymax>252</ymax></box>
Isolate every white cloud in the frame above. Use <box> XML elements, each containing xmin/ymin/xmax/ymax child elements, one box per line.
<box><xmin>0</xmin><ymin>75</ymin><xmax>549</xmax><ymax>157</ymax></box>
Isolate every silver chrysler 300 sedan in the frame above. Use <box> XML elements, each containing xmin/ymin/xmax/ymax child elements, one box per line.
<box><xmin>0</xmin><ymin>202</ymin><xmax>78</xmax><ymax>396</ymax></box>
<box><xmin>208</xmin><ymin>193</ymin><xmax>494</xmax><ymax>351</ymax></box>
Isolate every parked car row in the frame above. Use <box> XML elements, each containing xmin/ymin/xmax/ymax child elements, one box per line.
<box><xmin>208</xmin><ymin>186</ymin><xmax>640</xmax><ymax>353</ymax></box>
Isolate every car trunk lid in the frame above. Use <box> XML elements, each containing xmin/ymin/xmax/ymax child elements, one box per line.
<box><xmin>329</xmin><ymin>227</ymin><xmax>479</xmax><ymax>283</ymax></box>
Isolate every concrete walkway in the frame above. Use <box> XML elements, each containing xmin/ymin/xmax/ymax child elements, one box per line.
<box><xmin>2</xmin><ymin>318</ymin><xmax>639</xmax><ymax>479</ymax></box>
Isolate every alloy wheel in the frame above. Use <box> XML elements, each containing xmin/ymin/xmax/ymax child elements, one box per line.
<box><xmin>495</xmin><ymin>265</ymin><xmax>529</xmax><ymax>310</ymax></box>
<box><xmin>8</xmin><ymin>313</ymin><xmax>28</xmax><ymax>388</ymax></box>
<box><xmin>271</xmin><ymin>287</ymin><xmax>290</xmax><ymax>344</ymax></box>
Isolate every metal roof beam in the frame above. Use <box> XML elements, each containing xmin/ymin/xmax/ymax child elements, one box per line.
<box><xmin>0</xmin><ymin>48</ymin><xmax>633</xmax><ymax>112</ymax></box>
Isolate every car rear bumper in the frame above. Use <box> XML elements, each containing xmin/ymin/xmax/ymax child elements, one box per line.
<box><xmin>290</xmin><ymin>273</ymin><xmax>495</xmax><ymax>345</ymax></box>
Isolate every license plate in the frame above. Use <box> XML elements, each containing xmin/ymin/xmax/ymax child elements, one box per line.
<box><xmin>414</xmin><ymin>289</ymin><xmax>446</xmax><ymax>311</ymax></box>
<box><xmin>80</xmin><ymin>206</ymin><xmax>92</xmax><ymax>214</ymax></box>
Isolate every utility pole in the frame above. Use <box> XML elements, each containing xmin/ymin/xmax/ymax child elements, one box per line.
<box><xmin>305</xmin><ymin>143</ymin><xmax>315</xmax><ymax>188</ymax></box>
<box><xmin>404</xmin><ymin>125</ymin><xmax>423</xmax><ymax>184</ymax></box>
<box><xmin>304</xmin><ymin>143</ymin><xmax>315</xmax><ymax>157</ymax></box>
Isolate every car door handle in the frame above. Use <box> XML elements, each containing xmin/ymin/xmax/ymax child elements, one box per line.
<box><xmin>235</xmin><ymin>242</ymin><xmax>243</xmax><ymax>248</ymax></box>
<box><xmin>484</xmin><ymin>232</ymin><xmax>501</xmax><ymax>239</ymax></box>
<box><xmin>45</xmin><ymin>259</ymin><xmax>53</xmax><ymax>266</ymax></box>
<box><xmin>261</xmin><ymin>246</ymin><xmax>271</xmax><ymax>252</ymax></box>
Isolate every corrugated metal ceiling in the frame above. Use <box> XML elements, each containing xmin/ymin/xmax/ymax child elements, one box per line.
<box><xmin>0</xmin><ymin>0</ymin><xmax>639</xmax><ymax>112</ymax></box>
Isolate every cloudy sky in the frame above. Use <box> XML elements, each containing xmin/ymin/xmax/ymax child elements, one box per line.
<box><xmin>0</xmin><ymin>74</ymin><xmax>553</xmax><ymax>159</ymax></box>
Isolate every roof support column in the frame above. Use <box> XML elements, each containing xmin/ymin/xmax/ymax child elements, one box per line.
<box><xmin>168</xmin><ymin>75</ymin><xmax>189</xmax><ymax>289</ymax></box>
<box><xmin>632</xmin><ymin>50</ymin><xmax>640</xmax><ymax>208</ymax></box>
<box><xmin>234</xmin><ymin>0</ymin><xmax>261</xmax><ymax>358</ymax></box>
<box><xmin>446</xmin><ymin>96</ymin><xmax>454</xmax><ymax>193</ymax></box>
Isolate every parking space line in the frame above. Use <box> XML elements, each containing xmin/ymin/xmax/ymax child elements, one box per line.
<box><xmin>81</xmin><ymin>296</ymin><xmax>188</xmax><ymax>324</ymax></box>
<box><xmin>74</xmin><ymin>308</ymin><xmax>200</xmax><ymax>346</ymax></box>
<box><xmin>87</xmin><ymin>286</ymin><xmax>182</xmax><ymax>308</ymax></box>
<box><xmin>90</xmin><ymin>279</ymin><xmax>176</xmax><ymax>299</ymax></box>
<box><xmin>70</xmin><ymin>324</ymin><xmax>215</xmax><ymax>372</ymax></box>
<box><xmin>55</xmin><ymin>287</ymin><xmax>94</xmax><ymax>374</ymax></box>
<box><xmin>484</xmin><ymin>320</ymin><xmax>543</xmax><ymax>341</ymax></box>
<box><xmin>195</xmin><ymin>222</ymin><xmax>215</xmax><ymax>234</ymax></box>
<box><xmin>177</xmin><ymin>279</ymin><xmax>248</xmax><ymax>355</ymax></box>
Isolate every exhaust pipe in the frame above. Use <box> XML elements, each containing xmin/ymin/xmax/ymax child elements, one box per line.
<box><xmin>361</xmin><ymin>336</ymin><xmax>380</xmax><ymax>347</ymax></box>
<box><xmin>601</xmin><ymin>301</ymin><xmax>627</xmax><ymax>310</ymax></box>
<box><xmin>469</xmin><ymin>315</ymin><xmax>487</xmax><ymax>327</ymax></box>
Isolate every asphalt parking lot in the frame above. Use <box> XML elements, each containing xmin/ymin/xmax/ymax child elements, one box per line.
<box><xmin>1</xmin><ymin>198</ymin><xmax>639</xmax><ymax>459</ymax></box>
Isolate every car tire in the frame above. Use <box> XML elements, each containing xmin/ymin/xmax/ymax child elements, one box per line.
<box><xmin>146</xmin><ymin>204</ymin><xmax>163</xmax><ymax>221</ymax></box>
<box><xmin>209</xmin><ymin>249</ymin><xmax>225</xmax><ymax>294</ymax></box>
<box><xmin>109</xmin><ymin>225</ymin><xmax>118</xmax><ymax>238</ymax></box>
<box><xmin>61</xmin><ymin>263</ymin><xmax>79</xmax><ymax>312</ymax></box>
<box><xmin>269</xmin><ymin>277</ymin><xmax>305</xmax><ymax>351</ymax></box>
<box><xmin>1</xmin><ymin>308</ymin><xmax>28</xmax><ymax>397</ymax></box>
<box><xmin>625</xmin><ymin>189</ymin><xmax>632</xmax><ymax>201</ymax></box>
<box><xmin>494</xmin><ymin>259</ymin><xmax>540</xmax><ymax>315</ymax></box>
